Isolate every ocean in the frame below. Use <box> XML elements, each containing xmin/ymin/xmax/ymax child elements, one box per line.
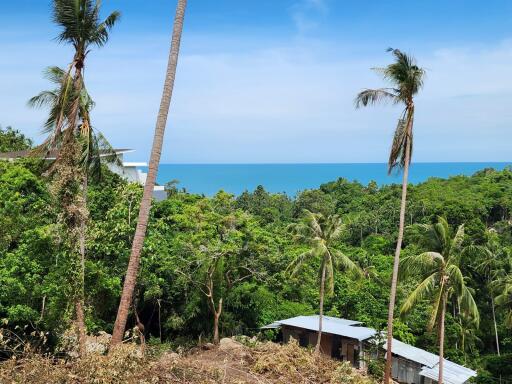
<box><xmin>140</xmin><ymin>163</ymin><xmax>512</xmax><ymax>196</ymax></box>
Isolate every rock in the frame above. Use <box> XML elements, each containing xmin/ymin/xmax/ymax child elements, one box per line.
<box><xmin>159</xmin><ymin>351</ymin><xmax>179</xmax><ymax>365</ymax></box>
<box><xmin>219</xmin><ymin>337</ymin><xmax>244</xmax><ymax>352</ymax></box>
<box><xmin>203</xmin><ymin>342</ymin><xmax>215</xmax><ymax>350</ymax></box>
<box><xmin>85</xmin><ymin>331</ymin><xmax>112</xmax><ymax>355</ymax></box>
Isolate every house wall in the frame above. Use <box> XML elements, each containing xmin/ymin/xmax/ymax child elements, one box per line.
<box><xmin>392</xmin><ymin>356</ymin><xmax>423</xmax><ymax>384</ymax></box>
<box><xmin>282</xmin><ymin>326</ymin><xmax>359</xmax><ymax>364</ymax></box>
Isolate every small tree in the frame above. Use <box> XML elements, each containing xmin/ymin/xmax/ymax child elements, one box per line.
<box><xmin>288</xmin><ymin>210</ymin><xmax>362</xmax><ymax>353</ymax></box>
<box><xmin>400</xmin><ymin>217</ymin><xmax>479</xmax><ymax>384</ymax></box>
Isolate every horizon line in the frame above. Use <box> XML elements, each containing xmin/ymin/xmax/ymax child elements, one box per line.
<box><xmin>136</xmin><ymin>161</ymin><xmax>512</xmax><ymax>166</ymax></box>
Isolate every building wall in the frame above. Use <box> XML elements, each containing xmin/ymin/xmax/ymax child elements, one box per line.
<box><xmin>281</xmin><ymin>325</ymin><xmax>429</xmax><ymax>384</ymax></box>
<box><xmin>392</xmin><ymin>356</ymin><xmax>423</xmax><ymax>384</ymax></box>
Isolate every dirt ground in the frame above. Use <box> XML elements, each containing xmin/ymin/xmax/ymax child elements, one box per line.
<box><xmin>0</xmin><ymin>338</ymin><xmax>377</xmax><ymax>384</ymax></box>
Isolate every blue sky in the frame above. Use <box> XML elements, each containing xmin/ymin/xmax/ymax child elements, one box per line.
<box><xmin>2</xmin><ymin>0</ymin><xmax>512</xmax><ymax>163</ymax></box>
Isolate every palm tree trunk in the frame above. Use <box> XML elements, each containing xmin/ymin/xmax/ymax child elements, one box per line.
<box><xmin>438</xmin><ymin>292</ymin><xmax>448</xmax><ymax>384</ymax></box>
<box><xmin>384</xmin><ymin>109</ymin><xmax>414</xmax><ymax>384</ymax></box>
<box><xmin>491</xmin><ymin>297</ymin><xmax>500</xmax><ymax>355</ymax></box>
<box><xmin>315</xmin><ymin>262</ymin><xmax>327</xmax><ymax>354</ymax></box>
<box><xmin>110</xmin><ymin>0</ymin><xmax>187</xmax><ymax>348</ymax></box>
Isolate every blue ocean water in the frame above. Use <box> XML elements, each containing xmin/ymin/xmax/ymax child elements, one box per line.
<box><xmin>140</xmin><ymin>163</ymin><xmax>512</xmax><ymax>196</ymax></box>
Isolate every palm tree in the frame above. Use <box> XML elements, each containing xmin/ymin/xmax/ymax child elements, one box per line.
<box><xmin>30</xmin><ymin>65</ymin><xmax>119</xmax><ymax>355</ymax></box>
<box><xmin>494</xmin><ymin>273</ymin><xmax>512</xmax><ymax>329</ymax></box>
<box><xmin>288</xmin><ymin>210</ymin><xmax>362</xmax><ymax>354</ymax></box>
<box><xmin>471</xmin><ymin>230</ymin><xmax>508</xmax><ymax>355</ymax></box>
<box><xmin>354</xmin><ymin>48</ymin><xmax>425</xmax><ymax>383</ymax></box>
<box><xmin>400</xmin><ymin>217</ymin><xmax>479</xmax><ymax>384</ymax></box>
<box><xmin>33</xmin><ymin>0</ymin><xmax>119</xmax><ymax>355</ymax></box>
<box><xmin>110</xmin><ymin>0</ymin><xmax>188</xmax><ymax>347</ymax></box>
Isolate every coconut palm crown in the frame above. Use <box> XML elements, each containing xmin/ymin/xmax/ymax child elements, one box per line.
<box><xmin>53</xmin><ymin>0</ymin><xmax>120</xmax><ymax>68</ymax></box>
<box><xmin>401</xmin><ymin>217</ymin><xmax>479</xmax><ymax>328</ymax></box>
<box><xmin>400</xmin><ymin>217</ymin><xmax>479</xmax><ymax>384</ymax></box>
<box><xmin>355</xmin><ymin>48</ymin><xmax>425</xmax><ymax>174</ymax></box>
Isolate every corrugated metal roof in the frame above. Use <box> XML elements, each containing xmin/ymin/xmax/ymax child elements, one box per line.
<box><xmin>420</xmin><ymin>360</ymin><xmax>477</xmax><ymax>384</ymax></box>
<box><xmin>268</xmin><ymin>315</ymin><xmax>376</xmax><ymax>341</ymax></box>
<box><xmin>261</xmin><ymin>321</ymin><xmax>281</xmax><ymax>329</ymax></box>
<box><xmin>383</xmin><ymin>338</ymin><xmax>476</xmax><ymax>384</ymax></box>
<box><xmin>384</xmin><ymin>338</ymin><xmax>439</xmax><ymax>367</ymax></box>
<box><xmin>263</xmin><ymin>315</ymin><xmax>477</xmax><ymax>384</ymax></box>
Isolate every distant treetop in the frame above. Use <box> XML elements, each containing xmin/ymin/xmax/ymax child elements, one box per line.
<box><xmin>0</xmin><ymin>126</ymin><xmax>32</xmax><ymax>153</ymax></box>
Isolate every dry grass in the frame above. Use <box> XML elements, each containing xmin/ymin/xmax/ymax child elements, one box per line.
<box><xmin>0</xmin><ymin>340</ymin><xmax>377</xmax><ymax>384</ymax></box>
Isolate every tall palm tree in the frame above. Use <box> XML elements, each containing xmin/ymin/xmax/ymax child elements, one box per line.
<box><xmin>354</xmin><ymin>48</ymin><xmax>425</xmax><ymax>383</ymax></box>
<box><xmin>30</xmin><ymin>66</ymin><xmax>119</xmax><ymax>356</ymax></box>
<box><xmin>288</xmin><ymin>210</ymin><xmax>362</xmax><ymax>354</ymax></box>
<box><xmin>471</xmin><ymin>230</ymin><xmax>508</xmax><ymax>355</ymax></box>
<box><xmin>494</xmin><ymin>273</ymin><xmax>512</xmax><ymax>329</ymax></box>
<box><xmin>36</xmin><ymin>0</ymin><xmax>119</xmax><ymax>355</ymax></box>
<box><xmin>400</xmin><ymin>217</ymin><xmax>479</xmax><ymax>384</ymax></box>
<box><xmin>110</xmin><ymin>0</ymin><xmax>188</xmax><ymax>347</ymax></box>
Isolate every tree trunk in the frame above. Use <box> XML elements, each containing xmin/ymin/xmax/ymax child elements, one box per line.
<box><xmin>384</xmin><ymin>108</ymin><xmax>414</xmax><ymax>384</ymax></box>
<box><xmin>315</xmin><ymin>262</ymin><xmax>327</xmax><ymax>354</ymax></box>
<box><xmin>491</xmin><ymin>297</ymin><xmax>500</xmax><ymax>356</ymax></box>
<box><xmin>213</xmin><ymin>298</ymin><xmax>223</xmax><ymax>344</ymax></box>
<box><xmin>438</xmin><ymin>292</ymin><xmax>448</xmax><ymax>384</ymax></box>
<box><xmin>75</xmin><ymin>173</ymin><xmax>88</xmax><ymax>357</ymax></box>
<box><xmin>110</xmin><ymin>0</ymin><xmax>187</xmax><ymax>347</ymax></box>
<box><xmin>213</xmin><ymin>313</ymin><xmax>220</xmax><ymax>344</ymax></box>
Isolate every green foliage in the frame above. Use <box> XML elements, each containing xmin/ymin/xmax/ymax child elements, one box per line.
<box><xmin>2</xmin><ymin>158</ymin><xmax>512</xmax><ymax>372</ymax></box>
<box><xmin>0</xmin><ymin>125</ymin><xmax>32</xmax><ymax>152</ymax></box>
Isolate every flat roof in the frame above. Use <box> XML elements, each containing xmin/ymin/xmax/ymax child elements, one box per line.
<box><xmin>0</xmin><ymin>148</ymin><xmax>133</xmax><ymax>160</ymax></box>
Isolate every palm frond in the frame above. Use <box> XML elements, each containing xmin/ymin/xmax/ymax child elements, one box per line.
<box><xmin>287</xmin><ymin>249</ymin><xmax>316</xmax><ymax>277</ymax></box>
<box><xmin>354</xmin><ymin>88</ymin><xmax>397</xmax><ymax>108</ymax></box>
<box><xmin>388</xmin><ymin>111</ymin><xmax>411</xmax><ymax>173</ymax></box>
<box><xmin>427</xmin><ymin>287</ymin><xmax>444</xmax><ymax>331</ymax></box>
<box><xmin>459</xmin><ymin>284</ymin><xmax>480</xmax><ymax>327</ymax></box>
<box><xmin>400</xmin><ymin>252</ymin><xmax>443</xmax><ymax>278</ymax></box>
<box><xmin>324</xmin><ymin>255</ymin><xmax>335</xmax><ymax>295</ymax></box>
<box><xmin>400</xmin><ymin>273</ymin><xmax>437</xmax><ymax>317</ymax></box>
<box><xmin>332</xmin><ymin>249</ymin><xmax>363</xmax><ymax>278</ymax></box>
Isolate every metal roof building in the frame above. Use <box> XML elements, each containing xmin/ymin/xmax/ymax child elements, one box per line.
<box><xmin>263</xmin><ymin>315</ymin><xmax>375</xmax><ymax>341</ymax></box>
<box><xmin>264</xmin><ymin>315</ymin><xmax>477</xmax><ymax>384</ymax></box>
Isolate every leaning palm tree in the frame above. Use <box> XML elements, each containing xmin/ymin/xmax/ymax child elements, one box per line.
<box><xmin>355</xmin><ymin>48</ymin><xmax>425</xmax><ymax>383</ymax></box>
<box><xmin>110</xmin><ymin>0</ymin><xmax>188</xmax><ymax>347</ymax></box>
<box><xmin>288</xmin><ymin>210</ymin><xmax>362</xmax><ymax>354</ymax></box>
<box><xmin>30</xmin><ymin>65</ymin><xmax>120</xmax><ymax>356</ymax></box>
<box><xmin>400</xmin><ymin>217</ymin><xmax>479</xmax><ymax>384</ymax></box>
<box><xmin>34</xmin><ymin>0</ymin><xmax>119</xmax><ymax>356</ymax></box>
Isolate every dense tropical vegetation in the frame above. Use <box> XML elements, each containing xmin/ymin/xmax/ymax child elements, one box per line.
<box><xmin>1</xmin><ymin>121</ymin><xmax>512</xmax><ymax>381</ymax></box>
<box><xmin>1</xmin><ymin>2</ymin><xmax>512</xmax><ymax>384</ymax></box>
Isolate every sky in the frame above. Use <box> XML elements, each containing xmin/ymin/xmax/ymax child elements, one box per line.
<box><xmin>2</xmin><ymin>0</ymin><xmax>512</xmax><ymax>163</ymax></box>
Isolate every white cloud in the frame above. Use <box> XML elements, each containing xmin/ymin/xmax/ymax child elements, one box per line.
<box><xmin>2</xmin><ymin>23</ymin><xmax>512</xmax><ymax>163</ymax></box>
<box><xmin>290</xmin><ymin>0</ymin><xmax>329</xmax><ymax>34</ymax></box>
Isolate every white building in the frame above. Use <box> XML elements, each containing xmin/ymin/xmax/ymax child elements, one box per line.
<box><xmin>0</xmin><ymin>148</ymin><xmax>166</xmax><ymax>200</ymax></box>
